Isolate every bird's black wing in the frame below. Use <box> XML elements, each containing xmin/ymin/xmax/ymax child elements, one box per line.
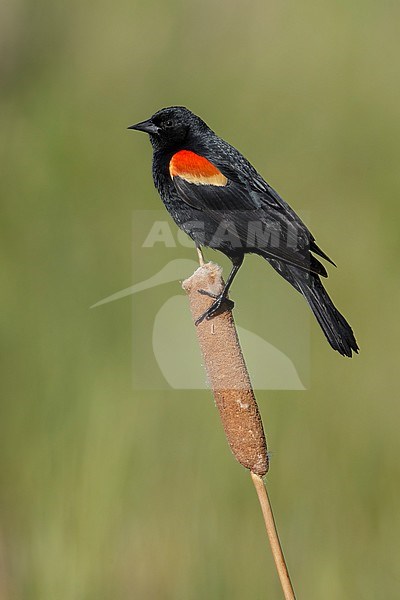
<box><xmin>172</xmin><ymin>174</ymin><xmax>327</xmax><ymax>277</ymax></box>
<box><xmin>212</xmin><ymin>154</ymin><xmax>336</xmax><ymax>267</ymax></box>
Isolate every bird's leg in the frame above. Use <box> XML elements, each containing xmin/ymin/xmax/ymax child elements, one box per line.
<box><xmin>195</xmin><ymin>256</ymin><xmax>244</xmax><ymax>325</ymax></box>
<box><xmin>196</xmin><ymin>244</ymin><xmax>205</xmax><ymax>267</ymax></box>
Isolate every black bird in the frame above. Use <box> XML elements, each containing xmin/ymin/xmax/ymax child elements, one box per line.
<box><xmin>129</xmin><ymin>106</ymin><xmax>358</xmax><ymax>357</ymax></box>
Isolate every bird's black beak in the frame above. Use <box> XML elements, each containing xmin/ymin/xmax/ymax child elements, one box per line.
<box><xmin>127</xmin><ymin>119</ymin><xmax>159</xmax><ymax>135</ymax></box>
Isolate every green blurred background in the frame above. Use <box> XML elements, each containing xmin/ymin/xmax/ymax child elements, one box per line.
<box><xmin>1</xmin><ymin>0</ymin><xmax>399</xmax><ymax>598</ymax></box>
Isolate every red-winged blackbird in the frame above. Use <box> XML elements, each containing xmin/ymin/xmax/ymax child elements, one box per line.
<box><xmin>129</xmin><ymin>106</ymin><xmax>358</xmax><ymax>357</ymax></box>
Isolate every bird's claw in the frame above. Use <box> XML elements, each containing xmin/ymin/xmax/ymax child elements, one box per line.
<box><xmin>198</xmin><ymin>288</ymin><xmax>219</xmax><ymax>299</ymax></box>
<box><xmin>195</xmin><ymin>293</ymin><xmax>235</xmax><ymax>326</ymax></box>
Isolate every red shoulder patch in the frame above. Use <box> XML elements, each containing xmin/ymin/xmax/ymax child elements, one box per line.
<box><xmin>169</xmin><ymin>150</ymin><xmax>227</xmax><ymax>186</ymax></box>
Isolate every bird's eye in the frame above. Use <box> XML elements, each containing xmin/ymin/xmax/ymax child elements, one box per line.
<box><xmin>165</xmin><ymin>120</ymin><xmax>173</xmax><ymax>128</ymax></box>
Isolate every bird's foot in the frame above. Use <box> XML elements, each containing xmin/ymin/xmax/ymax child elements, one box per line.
<box><xmin>198</xmin><ymin>289</ymin><xmax>219</xmax><ymax>300</ymax></box>
<box><xmin>195</xmin><ymin>290</ymin><xmax>235</xmax><ymax>326</ymax></box>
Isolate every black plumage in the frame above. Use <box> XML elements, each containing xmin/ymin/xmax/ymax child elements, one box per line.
<box><xmin>129</xmin><ymin>106</ymin><xmax>358</xmax><ymax>357</ymax></box>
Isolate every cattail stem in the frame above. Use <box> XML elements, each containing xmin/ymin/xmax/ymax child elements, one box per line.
<box><xmin>182</xmin><ymin>261</ymin><xmax>296</xmax><ymax>598</ymax></box>
<box><xmin>251</xmin><ymin>472</ymin><xmax>296</xmax><ymax>600</ymax></box>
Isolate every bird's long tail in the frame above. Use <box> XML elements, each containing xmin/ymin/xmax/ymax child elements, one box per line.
<box><xmin>298</xmin><ymin>275</ymin><xmax>358</xmax><ymax>357</ymax></box>
<box><xmin>266</xmin><ymin>258</ymin><xmax>359</xmax><ymax>357</ymax></box>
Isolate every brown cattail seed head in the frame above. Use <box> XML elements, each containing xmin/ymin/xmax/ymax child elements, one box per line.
<box><xmin>182</xmin><ymin>262</ymin><xmax>269</xmax><ymax>476</ymax></box>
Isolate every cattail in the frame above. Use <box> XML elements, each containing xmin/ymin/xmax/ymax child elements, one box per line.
<box><xmin>182</xmin><ymin>262</ymin><xmax>268</xmax><ymax>476</ymax></box>
<box><xmin>183</xmin><ymin>261</ymin><xmax>295</xmax><ymax>600</ymax></box>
